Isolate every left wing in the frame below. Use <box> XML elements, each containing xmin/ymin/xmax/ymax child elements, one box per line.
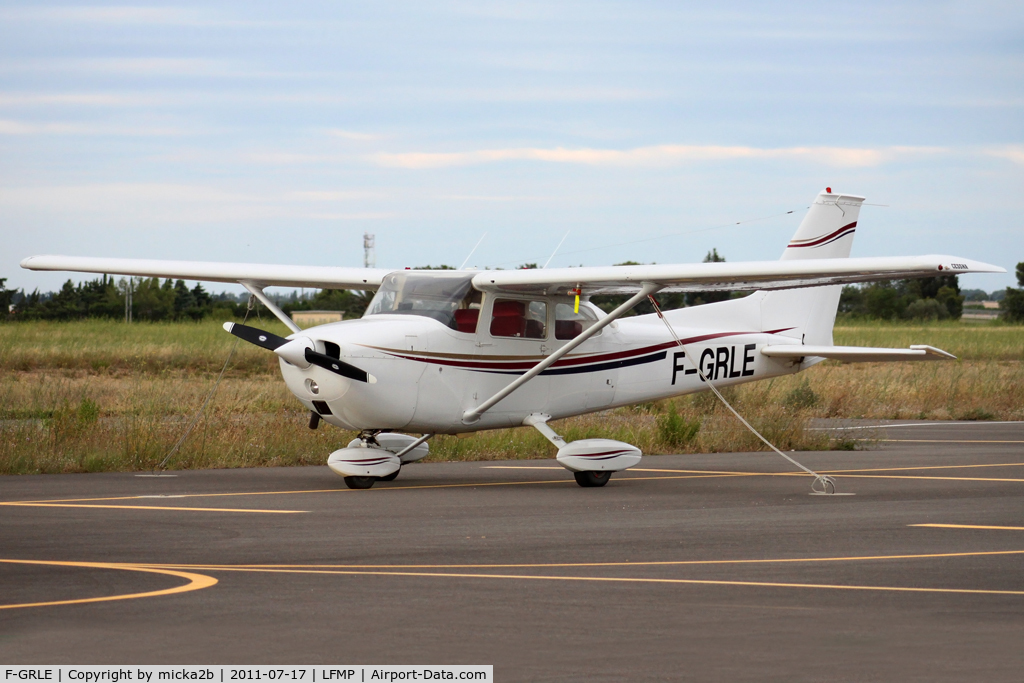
<box><xmin>20</xmin><ymin>255</ymin><xmax>390</xmax><ymax>290</ymax></box>
<box><xmin>471</xmin><ymin>255</ymin><xmax>1004</xmax><ymax>295</ymax></box>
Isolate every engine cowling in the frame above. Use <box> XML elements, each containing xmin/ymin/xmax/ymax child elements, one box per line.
<box><xmin>556</xmin><ymin>439</ymin><xmax>642</xmax><ymax>472</ymax></box>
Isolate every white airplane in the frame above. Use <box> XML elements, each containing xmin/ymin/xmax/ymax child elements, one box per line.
<box><xmin>22</xmin><ymin>189</ymin><xmax>1004</xmax><ymax>489</ymax></box>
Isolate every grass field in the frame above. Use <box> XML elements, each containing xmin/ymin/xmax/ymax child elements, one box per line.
<box><xmin>1</xmin><ymin>318</ymin><xmax>1021</xmax><ymax>474</ymax></box>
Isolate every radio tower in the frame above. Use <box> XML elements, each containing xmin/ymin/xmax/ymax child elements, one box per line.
<box><xmin>363</xmin><ymin>232</ymin><xmax>376</xmax><ymax>269</ymax></box>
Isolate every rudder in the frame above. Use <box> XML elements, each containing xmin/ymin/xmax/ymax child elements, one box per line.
<box><xmin>761</xmin><ymin>189</ymin><xmax>865</xmax><ymax>345</ymax></box>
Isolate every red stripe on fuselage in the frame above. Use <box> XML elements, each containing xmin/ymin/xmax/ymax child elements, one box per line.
<box><xmin>369</xmin><ymin>328</ymin><xmax>794</xmax><ymax>371</ymax></box>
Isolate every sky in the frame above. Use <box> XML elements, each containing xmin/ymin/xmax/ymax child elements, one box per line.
<box><xmin>2</xmin><ymin>1</ymin><xmax>1022</xmax><ymax>295</ymax></box>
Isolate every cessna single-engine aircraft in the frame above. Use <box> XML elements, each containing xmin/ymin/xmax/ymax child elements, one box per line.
<box><xmin>22</xmin><ymin>189</ymin><xmax>1004</xmax><ymax>489</ymax></box>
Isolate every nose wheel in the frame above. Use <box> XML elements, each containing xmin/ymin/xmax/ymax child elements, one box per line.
<box><xmin>343</xmin><ymin>476</ymin><xmax>376</xmax><ymax>489</ymax></box>
<box><xmin>574</xmin><ymin>471</ymin><xmax>612</xmax><ymax>487</ymax></box>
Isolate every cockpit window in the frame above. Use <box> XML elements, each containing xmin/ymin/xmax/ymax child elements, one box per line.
<box><xmin>364</xmin><ymin>271</ymin><xmax>479</xmax><ymax>330</ymax></box>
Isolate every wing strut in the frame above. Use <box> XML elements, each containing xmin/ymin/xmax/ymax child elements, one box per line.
<box><xmin>462</xmin><ymin>282</ymin><xmax>663</xmax><ymax>424</ymax></box>
<box><xmin>240</xmin><ymin>281</ymin><xmax>302</xmax><ymax>334</ymax></box>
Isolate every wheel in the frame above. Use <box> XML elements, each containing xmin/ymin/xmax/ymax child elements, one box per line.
<box><xmin>343</xmin><ymin>476</ymin><xmax>376</xmax><ymax>490</ymax></box>
<box><xmin>574</xmin><ymin>471</ymin><xmax>612</xmax><ymax>488</ymax></box>
<box><xmin>378</xmin><ymin>467</ymin><xmax>400</xmax><ymax>482</ymax></box>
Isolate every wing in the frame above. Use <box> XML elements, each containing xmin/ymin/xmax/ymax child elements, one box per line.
<box><xmin>471</xmin><ymin>255</ymin><xmax>1004</xmax><ymax>295</ymax></box>
<box><xmin>20</xmin><ymin>255</ymin><xmax>390</xmax><ymax>290</ymax></box>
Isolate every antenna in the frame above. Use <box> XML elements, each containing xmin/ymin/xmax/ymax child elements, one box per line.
<box><xmin>542</xmin><ymin>231</ymin><xmax>571</xmax><ymax>269</ymax></box>
<box><xmin>459</xmin><ymin>233</ymin><xmax>487</xmax><ymax>270</ymax></box>
<box><xmin>363</xmin><ymin>232</ymin><xmax>376</xmax><ymax>269</ymax></box>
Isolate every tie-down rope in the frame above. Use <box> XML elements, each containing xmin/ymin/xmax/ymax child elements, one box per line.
<box><xmin>647</xmin><ymin>295</ymin><xmax>836</xmax><ymax>495</ymax></box>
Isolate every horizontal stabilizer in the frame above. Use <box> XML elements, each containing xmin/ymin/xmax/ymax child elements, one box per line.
<box><xmin>761</xmin><ymin>344</ymin><xmax>955</xmax><ymax>363</ymax></box>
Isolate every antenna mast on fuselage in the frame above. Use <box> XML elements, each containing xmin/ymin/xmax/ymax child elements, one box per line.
<box><xmin>363</xmin><ymin>233</ymin><xmax>376</xmax><ymax>269</ymax></box>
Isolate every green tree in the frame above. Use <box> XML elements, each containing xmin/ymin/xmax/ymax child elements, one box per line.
<box><xmin>684</xmin><ymin>249</ymin><xmax>731</xmax><ymax>307</ymax></box>
<box><xmin>1000</xmin><ymin>262</ymin><xmax>1024</xmax><ymax>323</ymax></box>
<box><xmin>0</xmin><ymin>278</ymin><xmax>18</xmax><ymax>319</ymax></box>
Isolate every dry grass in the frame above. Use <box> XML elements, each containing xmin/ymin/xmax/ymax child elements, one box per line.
<box><xmin>1</xmin><ymin>318</ymin><xmax>1020</xmax><ymax>474</ymax></box>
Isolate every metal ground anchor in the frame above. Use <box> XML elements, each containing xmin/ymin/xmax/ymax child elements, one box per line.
<box><xmin>811</xmin><ymin>475</ymin><xmax>837</xmax><ymax>495</ymax></box>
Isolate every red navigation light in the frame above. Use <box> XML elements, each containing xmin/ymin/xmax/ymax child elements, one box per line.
<box><xmin>826</xmin><ymin>187</ymin><xmax>832</xmax><ymax>193</ymax></box>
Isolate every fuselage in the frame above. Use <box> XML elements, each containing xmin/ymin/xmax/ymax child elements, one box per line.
<box><xmin>279</xmin><ymin>279</ymin><xmax>812</xmax><ymax>433</ymax></box>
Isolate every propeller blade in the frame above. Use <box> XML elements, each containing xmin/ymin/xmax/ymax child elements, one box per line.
<box><xmin>305</xmin><ymin>348</ymin><xmax>376</xmax><ymax>384</ymax></box>
<box><xmin>223</xmin><ymin>322</ymin><xmax>288</xmax><ymax>351</ymax></box>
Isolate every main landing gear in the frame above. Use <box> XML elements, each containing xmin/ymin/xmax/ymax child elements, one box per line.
<box><xmin>328</xmin><ymin>431</ymin><xmax>432</xmax><ymax>489</ymax></box>
<box><xmin>524</xmin><ymin>414</ymin><xmax>641</xmax><ymax>489</ymax></box>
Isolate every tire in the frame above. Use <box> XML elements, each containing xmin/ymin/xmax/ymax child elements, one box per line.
<box><xmin>574</xmin><ymin>471</ymin><xmax>612</xmax><ymax>488</ymax></box>
<box><xmin>378</xmin><ymin>468</ymin><xmax>400</xmax><ymax>482</ymax></box>
<box><xmin>343</xmin><ymin>476</ymin><xmax>376</xmax><ymax>490</ymax></box>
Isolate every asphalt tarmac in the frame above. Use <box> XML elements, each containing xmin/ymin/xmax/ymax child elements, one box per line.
<box><xmin>2</xmin><ymin>420</ymin><xmax>1023</xmax><ymax>681</ymax></box>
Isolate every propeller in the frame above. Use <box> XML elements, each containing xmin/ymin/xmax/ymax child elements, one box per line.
<box><xmin>223</xmin><ymin>322</ymin><xmax>376</xmax><ymax>384</ymax></box>
<box><xmin>224</xmin><ymin>322</ymin><xmax>288</xmax><ymax>350</ymax></box>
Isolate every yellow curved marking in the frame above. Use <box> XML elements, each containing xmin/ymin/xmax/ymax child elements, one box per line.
<box><xmin>0</xmin><ymin>559</ymin><xmax>217</xmax><ymax>610</ymax></box>
<box><xmin>146</xmin><ymin>548</ymin><xmax>1024</xmax><ymax>571</ymax></box>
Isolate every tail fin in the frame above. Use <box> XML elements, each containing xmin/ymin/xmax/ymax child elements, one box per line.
<box><xmin>761</xmin><ymin>189</ymin><xmax>865</xmax><ymax>345</ymax></box>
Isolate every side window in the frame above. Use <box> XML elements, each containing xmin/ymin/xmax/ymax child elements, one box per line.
<box><xmin>554</xmin><ymin>303</ymin><xmax>599</xmax><ymax>340</ymax></box>
<box><xmin>490</xmin><ymin>299</ymin><xmax>547</xmax><ymax>339</ymax></box>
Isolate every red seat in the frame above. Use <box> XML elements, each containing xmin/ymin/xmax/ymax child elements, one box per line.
<box><xmin>490</xmin><ymin>315</ymin><xmax>525</xmax><ymax>337</ymax></box>
<box><xmin>555</xmin><ymin>320</ymin><xmax>582</xmax><ymax>340</ymax></box>
<box><xmin>454</xmin><ymin>308</ymin><xmax>479</xmax><ymax>333</ymax></box>
<box><xmin>490</xmin><ymin>300</ymin><xmax>526</xmax><ymax>337</ymax></box>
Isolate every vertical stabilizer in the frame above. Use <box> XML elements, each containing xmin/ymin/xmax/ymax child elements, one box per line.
<box><xmin>761</xmin><ymin>189</ymin><xmax>865</xmax><ymax>345</ymax></box>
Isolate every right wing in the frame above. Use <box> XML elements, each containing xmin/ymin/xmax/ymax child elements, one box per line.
<box><xmin>471</xmin><ymin>255</ymin><xmax>1004</xmax><ymax>296</ymax></box>
<box><xmin>20</xmin><ymin>255</ymin><xmax>390</xmax><ymax>290</ymax></box>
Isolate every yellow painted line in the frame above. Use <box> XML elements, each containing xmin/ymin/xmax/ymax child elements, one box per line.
<box><xmin>134</xmin><ymin>565</ymin><xmax>1024</xmax><ymax>598</ymax></box>
<box><xmin>0</xmin><ymin>559</ymin><xmax>217</xmax><ymax>610</ymax></box>
<box><xmin>855</xmin><ymin>439</ymin><xmax>1024</xmax><ymax>444</ymax></box>
<box><xmin>482</xmin><ymin>466</ymin><xmax>562</xmax><ymax>469</ymax></box>
<box><xmin>822</xmin><ymin>462</ymin><xmax>1024</xmax><ymax>475</ymax></box>
<box><xmin>834</xmin><ymin>474</ymin><xmax>1024</xmax><ymax>483</ymax></box>
<box><xmin>144</xmin><ymin>548</ymin><xmax>1024</xmax><ymax>571</ymax></box>
<box><xmin>0</xmin><ymin>474</ymin><xmax>741</xmax><ymax>506</ymax></box>
<box><xmin>0</xmin><ymin>502</ymin><xmax>306</xmax><ymax>514</ymax></box>
<box><xmin>9</xmin><ymin>460</ymin><xmax>1024</xmax><ymax>509</ymax></box>
<box><xmin>911</xmin><ymin>524</ymin><xmax>1024</xmax><ymax>531</ymax></box>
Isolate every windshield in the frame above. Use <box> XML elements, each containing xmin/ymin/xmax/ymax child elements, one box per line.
<box><xmin>364</xmin><ymin>271</ymin><xmax>478</xmax><ymax>329</ymax></box>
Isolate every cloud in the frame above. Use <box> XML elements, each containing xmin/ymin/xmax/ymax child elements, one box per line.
<box><xmin>368</xmin><ymin>144</ymin><xmax>948</xmax><ymax>169</ymax></box>
<box><xmin>305</xmin><ymin>212</ymin><xmax>397</xmax><ymax>220</ymax></box>
<box><xmin>287</xmin><ymin>190</ymin><xmax>385</xmax><ymax>201</ymax></box>
<box><xmin>0</xmin><ymin>183</ymin><xmax>392</xmax><ymax>225</ymax></box>
<box><xmin>986</xmin><ymin>146</ymin><xmax>1024</xmax><ymax>165</ymax></box>
<box><xmin>326</xmin><ymin>129</ymin><xmax>383</xmax><ymax>141</ymax></box>
<box><xmin>0</xmin><ymin>119</ymin><xmax>187</xmax><ymax>136</ymax></box>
